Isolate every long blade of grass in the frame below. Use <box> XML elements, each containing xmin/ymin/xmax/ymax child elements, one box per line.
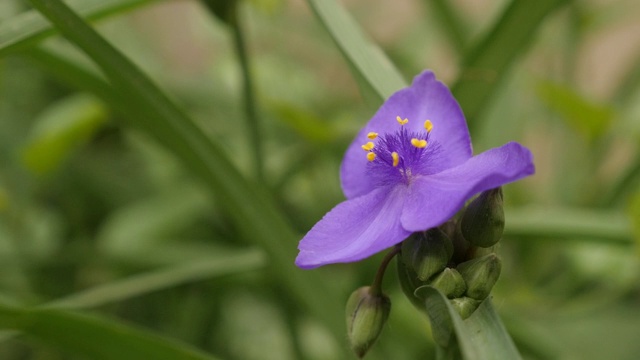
<box><xmin>305</xmin><ymin>0</ymin><xmax>407</xmax><ymax>105</ymax></box>
<box><xmin>26</xmin><ymin>0</ymin><xmax>346</xmax><ymax>343</ymax></box>
<box><xmin>0</xmin><ymin>0</ymin><xmax>162</xmax><ymax>57</ymax></box>
<box><xmin>0</xmin><ymin>303</ymin><xmax>219</xmax><ymax>360</ymax></box>
<box><xmin>46</xmin><ymin>248</ymin><xmax>266</xmax><ymax>309</ymax></box>
<box><xmin>452</xmin><ymin>0</ymin><xmax>570</xmax><ymax>132</ymax></box>
<box><xmin>505</xmin><ymin>207</ymin><xmax>633</xmax><ymax>244</ymax></box>
<box><xmin>23</xmin><ymin>47</ymin><xmax>115</xmax><ymax>102</ymax></box>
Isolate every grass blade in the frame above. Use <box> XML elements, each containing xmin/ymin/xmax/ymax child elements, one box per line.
<box><xmin>452</xmin><ymin>0</ymin><xmax>570</xmax><ymax>132</ymax></box>
<box><xmin>0</xmin><ymin>303</ymin><xmax>219</xmax><ymax>360</ymax></box>
<box><xmin>26</xmin><ymin>0</ymin><xmax>347</xmax><ymax>345</ymax></box>
<box><xmin>505</xmin><ymin>207</ymin><xmax>634</xmax><ymax>244</ymax></box>
<box><xmin>0</xmin><ymin>0</ymin><xmax>161</xmax><ymax>57</ymax></box>
<box><xmin>306</xmin><ymin>0</ymin><xmax>407</xmax><ymax>104</ymax></box>
<box><xmin>46</xmin><ymin>249</ymin><xmax>266</xmax><ymax>309</ymax></box>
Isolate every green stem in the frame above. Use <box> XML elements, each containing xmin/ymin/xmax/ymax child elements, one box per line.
<box><xmin>200</xmin><ymin>1</ymin><xmax>263</xmax><ymax>181</ymax></box>
<box><xmin>229</xmin><ymin>5</ymin><xmax>263</xmax><ymax>181</ymax></box>
<box><xmin>369</xmin><ymin>246</ymin><xmax>400</xmax><ymax>296</ymax></box>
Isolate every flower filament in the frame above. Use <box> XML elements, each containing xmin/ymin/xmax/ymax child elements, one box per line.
<box><xmin>360</xmin><ymin>116</ymin><xmax>436</xmax><ymax>184</ymax></box>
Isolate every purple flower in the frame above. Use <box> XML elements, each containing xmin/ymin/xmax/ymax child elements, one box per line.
<box><xmin>295</xmin><ymin>70</ymin><xmax>535</xmax><ymax>269</ymax></box>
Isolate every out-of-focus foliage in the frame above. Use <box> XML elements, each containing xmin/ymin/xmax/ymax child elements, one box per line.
<box><xmin>0</xmin><ymin>0</ymin><xmax>639</xmax><ymax>359</ymax></box>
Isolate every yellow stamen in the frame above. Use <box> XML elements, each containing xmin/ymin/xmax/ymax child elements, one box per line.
<box><xmin>424</xmin><ymin>120</ymin><xmax>433</xmax><ymax>133</ymax></box>
<box><xmin>367</xmin><ymin>152</ymin><xmax>376</xmax><ymax>162</ymax></box>
<box><xmin>411</xmin><ymin>138</ymin><xmax>428</xmax><ymax>148</ymax></box>
<box><xmin>391</xmin><ymin>152</ymin><xmax>399</xmax><ymax>167</ymax></box>
<box><xmin>396</xmin><ymin>116</ymin><xmax>409</xmax><ymax>125</ymax></box>
<box><xmin>367</xmin><ymin>132</ymin><xmax>378</xmax><ymax>140</ymax></box>
<box><xmin>361</xmin><ymin>142</ymin><xmax>375</xmax><ymax>151</ymax></box>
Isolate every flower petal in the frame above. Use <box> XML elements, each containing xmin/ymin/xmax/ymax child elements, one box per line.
<box><xmin>341</xmin><ymin>70</ymin><xmax>472</xmax><ymax>199</ymax></box>
<box><xmin>400</xmin><ymin>142</ymin><xmax>534</xmax><ymax>232</ymax></box>
<box><xmin>296</xmin><ymin>185</ymin><xmax>411</xmax><ymax>269</ymax></box>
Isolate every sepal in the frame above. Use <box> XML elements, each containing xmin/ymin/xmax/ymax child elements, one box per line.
<box><xmin>460</xmin><ymin>187</ymin><xmax>505</xmax><ymax>248</ymax></box>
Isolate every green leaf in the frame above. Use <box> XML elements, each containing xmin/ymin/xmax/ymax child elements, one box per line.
<box><xmin>452</xmin><ymin>0</ymin><xmax>570</xmax><ymax>132</ymax></box>
<box><xmin>305</xmin><ymin>0</ymin><xmax>407</xmax><ymax>105</ymax></box>
<box><xmin>21</xmin><ymin>93</ymin><xmax>108</xmax><ymax>174</ymax></box>
<box><xmin>0</xmin><ymin>0</ymin><xmax>160</xmax><ymax>57</ymax></box>
<box><xmin>504</xmin><ymin>207</ymin><xmax>634</xmax><ymax>245</ymax></box>
<box><xmin>536</xmin><ymin>80</ymin><xmax>616</xmax><ymax>141</ymax></box>
<box><xmin>47</xmin><ymin>248</ymin><xmax>266</xmax><ymax>309</ymax></box>
<box><xmin>27</xmin><ymin>0</ymin><xmax>347</xmax><ymax>346</ymax></box>
<box><xmin>0</xmin><ymin>303</ymin><xmax>219</xmax><ymax>360</ymax></box>
<box><xmin>416</xmin><ymin>286</ymin><xmax>522</xmax><ymax>360</ymax></box>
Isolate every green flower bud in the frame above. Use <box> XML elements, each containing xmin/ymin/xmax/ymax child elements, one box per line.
<box><xmin>346</xmin><ymin>286</ymin><xmax>391</xmax><ymax>358</ymax></box>
<box><xmin>451</xmin><ymin>297</ymin><xmax>482</xmax><ymax>320</ymax></box>
<box><xmin>428</xmin><ymin>268</ymin><xmax>466</xmax><ymax>299</ymax></box>
<box><xmin>460</xmin><ymin>187</ymin><xmax>505</xmax><ymax>248</ymax></box>
<box><xmin>456</xmin><ymin>253</ymin><xmax>502</xmax><ymax>300</ymax></box>
<box><xmin>401</xmin><ymin>228</ymin><xmax>453</xmax><ymax>281</ymax></box>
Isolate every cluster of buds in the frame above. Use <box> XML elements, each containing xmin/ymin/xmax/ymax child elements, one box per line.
<box><xmin>345</xmin><ymin>187</ymin><xmax>505</xmax><ymax>357</ymax></box>
<box><xmin>398</xmin><ymin>187</ymin><xmax>505</xmax><ymax>319</ymax></box>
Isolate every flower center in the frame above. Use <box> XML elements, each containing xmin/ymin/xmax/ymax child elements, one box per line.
<box><xmin>361</xmin><ymin>116</ymin><xmax>439</xmax><ymax>186</ymax></box>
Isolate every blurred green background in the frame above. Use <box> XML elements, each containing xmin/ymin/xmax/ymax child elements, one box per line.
<box><xmin>0</xmin><ymin>0</ymin><xmax>639</xmax><ymax>359</ymax></box>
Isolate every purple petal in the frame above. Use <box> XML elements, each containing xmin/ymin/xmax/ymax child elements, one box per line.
<box><xmin>400</xmin><ymin>142</ymin><xmax>535</xmax><ymax>232</ymax></box>
<box><xmin>341</xmin><ymin>70</ymin><xmax>472</xmax><ymax>199</ymax></box>
<box><xmin>296</xmin><ymin>185</ymin><xmax>411</xmax><ymax>269</ymax></box>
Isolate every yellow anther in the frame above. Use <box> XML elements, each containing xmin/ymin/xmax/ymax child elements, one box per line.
<box><xmin>367</xmin><ymin>132</ymin><xmax>379</xmax><ymax>140</ymax></box>
<box><xmin>411</xmin><ymin>138</ymin><xmax>428</xmax><ymax>148</ymax></box>
<box><xmin>391</xmin><ymin>152</ymin><xmax>399</xmax><ymax>167</ymax></box>
<box><xmin>361</xmin><ymin>142</ymin><xmax>375</xmax><ymax>151</ymax></box>
<box><xmin>424</xmin><ymin>120</ymin><xmax>433</xmax><ymax>133</ymax></box>
<box><xmin>367</xmin><ymin>152</ymin><xmax>376</xmax><ymax>162</ymax></box>
<box><xmin>396</xmin><ymin>116</ymin><xmax>409</xmax><ymax>125</ymax></box>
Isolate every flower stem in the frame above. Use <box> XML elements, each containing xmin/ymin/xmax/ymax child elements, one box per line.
<box><xmin>369</xmin><ymin>246</ymin><xmax>401</xmax><ymax>296</ymax></box>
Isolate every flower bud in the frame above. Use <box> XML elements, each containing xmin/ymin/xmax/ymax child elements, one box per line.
<box><xmin>428</xmin><ymin>268</ymin><xmax>466</xmax><ymax>299</ymax></box>
<box><xmin>451</xmin><ymin>297</ymin><xmax>482</xmax><ymax>320</ymax></box>
<box><xmin>346</xmin><ymin>287</ymin><xmax>391</xmax><ymax>358</ymax></box>
<box><xmin>460</xmin><ymin>187</ymin><xmax>505</xmax><ymax>248</ymax></box>
<box><xmin>401</xmin><ymin>228</ymin><xmax>453</xmax><ymax>281</ymax></box>
<box><xmin>456</xmin><ymin>253</ymin><xmax>502</xmax><ymax>300</ymax></box>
